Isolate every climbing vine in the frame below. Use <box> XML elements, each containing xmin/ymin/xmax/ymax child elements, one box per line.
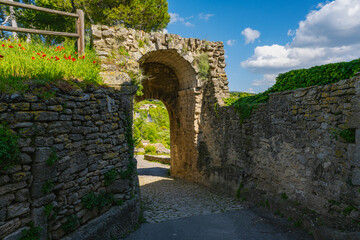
<box><xmin>0</xmin><ymin>123</ymin><xmax>20</xmax><ymax>170</ymax></box>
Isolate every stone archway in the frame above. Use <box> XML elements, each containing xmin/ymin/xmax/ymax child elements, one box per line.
<box><xmin>136</xmin><ymin>50</ymin><xmax>200</xmax><ymax>177</ymax></box>
<box><xmin>92</xmin><ymin>25</ymin><xmax>229</xmax><ymax>181</ymax></box>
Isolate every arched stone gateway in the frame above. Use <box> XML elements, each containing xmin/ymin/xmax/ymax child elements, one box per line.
<box><xmin>92</xmin><ymin>25</ymin><xmax>229</xmax><ymax>181</ymax></box>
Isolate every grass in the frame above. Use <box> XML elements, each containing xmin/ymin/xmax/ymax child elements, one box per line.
<box><xmin>0</xmin><ymin>38</ymin><xmax>102</xmax><ymax>93</ymax></box>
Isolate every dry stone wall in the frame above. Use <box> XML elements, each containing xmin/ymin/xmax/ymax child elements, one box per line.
<box><xmin>198</xmin><ymin>75</ymin><xmax>360</xmax><ymax>229</ymax></box>
<box><xmin>0</xmin><ymin>86</ymin><xmax>140</xmax><ymax>239</ymax></box>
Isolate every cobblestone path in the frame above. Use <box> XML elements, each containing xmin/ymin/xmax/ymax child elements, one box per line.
<box><xmin>137</xmin><ymin>155</ymin><xmax>244</xmax><ymax>223</ymax></box>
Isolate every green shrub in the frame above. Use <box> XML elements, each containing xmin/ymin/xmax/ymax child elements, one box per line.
<box><xmin>44</xmin><ymin>203</ymin><xmax>54</xmax><ymax>218</ymax></box>
<box><xmin>18</xmin><ymin>222</ymin><xmax>42</xmax><ymax>240</ymax></box>
<box><xmin>225</xmin><ymin>58</ymin><xmax>360</xmax><ymax>124</ymax></box>
<box><xmin>104</xmin><ymin>168</ymin><xmax>117</xmax><ymax>186</ymax></box>
<box><xmin>144</xmin><ymin>145</ymin><xmax>157</xmax><ymax>155</ymax></box>
<box><xmin>196</xmin><ymin>53</ymin><xmax>210</xmax><ymax>80</ymax></box>
<box><xmin>46</xmin><ymin>148</ymin><xmax>58</xmax><ymax>166</ymax></box>
<box><xmin>82</xmin><ymin>191</ymin><xmax>114</xmax><ymax>210</ymax></box>
<box><xmin>61</xmin><ymin>214</ymin><xmax>79</xmax><ymax>233</ymax></box>
<box><xmin>118</xmin><ymin>46</ymin><xmax>130</xmax><ymax>56</ymax></box>
<box><xmin>330</xmin><ymin>128</ymin><xmax>356</xmax><ymax>143</ymax></box>
<box><xmin>281</xmin><ymin>193</ymin><xmax>288</xmax><ymax>200</ymax></box>
<box><xmin>0</xmin><ymin>124</ymin><xmax>20</xmax><ymax>170</ymax></box>
<box><xmin>119</xmin><ymin>160</ymin><xmax>136</xmax><ymax>180</ymax></box>
<box><xmin>42</xmin><ymin>180</ymin><xmax>55</xmax><ymax>194</ymax></box>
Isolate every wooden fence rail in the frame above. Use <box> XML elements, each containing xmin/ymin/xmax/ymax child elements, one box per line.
<box><xmin>0</xmin><ymin>0</ymin><xmax>85</xmax><ymax>55</ymax></box>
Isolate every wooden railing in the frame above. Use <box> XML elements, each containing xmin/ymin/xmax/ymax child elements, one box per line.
<box><xmin>0</xmin><ymin>0</ymin><xmax>85</xmax><ymax>54</ymax></box>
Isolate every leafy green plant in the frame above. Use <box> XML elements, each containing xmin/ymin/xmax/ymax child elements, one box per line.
<box><xmin>118</xmin><ymin>46</ymin><xmax>130</xmax><ymax>57</ymax></box>
<box><xmin>42</xmin><ymin>180</ymin><xmax>55</xmax><ymax>194</ymax></box>
<box><xmin>236</xmin><ymin>183</ymin><xmax>244</xmax><ymax>199</ymax></box>
<box><xmin>104</xmin><ymin>168</ymin><xmax>117</xmax><ymax>186</ymax></box>
<box><xmin>46</xmin><ymin>148</ymin><xmax>58</xmax><ymax>166</ymax></box>
<box><xmin>44</xmin><ymin>203</ymin><xmax>54</xmax><ymax>218</ymax></box>
<box><xmin>82</xmin><ymin>191</ymin><xmax>114</xmax><ymax>210</ymax></box>
<box><xmin>328</xmin><ymin>199</ymin><xmax>341</xmax><ymax>206</ymax></box>
<box><xmin>138</xmin><ymin>39</ymin><xmax>145</xmax><ymax>48</ymax></box>
<box><xmin>293</xmin><ymin>221</ymin><xmax>302</xmax><ymax>228</ymax></box>
<box><xmin>196</xmin><ymin>53</ymin><xmax>210</xmax><ymax>80</ymax></box>
<box><xmin>330</xmin><ymin>128</ymin><xmax>356</xmax><ymax>143</ymax></box>
<box><xmin>281</xmin><ymin>193</ymin><xmax>288</xmax><ymax>200</ymax></box>
<box><xmin>144</xmin><ymin>145</ymin><xmax>157</xmax><ymax>155</ymax></box>
<box><xmin>18</xmin><ymin>222</ymin><xmax>42</xmax><ymax>240</ymax></box>
<box><xmin>61</xmin><ymin>214</ymin><xmax>79</xmax><ymax>233</ymax></box>
<box><xmin>119</xmin><ymin>160</ymin><xmax>136</xmax><ymax>180</ymax></box>
<box><xmin>343</xmin><ymin>205</ymin><xmax>357</xmax><ymax>216</ymax></box>
<box><xmin>0</xmin><ymin>123</ymin><xmax>20</xmax><ymax>170</ymax></box>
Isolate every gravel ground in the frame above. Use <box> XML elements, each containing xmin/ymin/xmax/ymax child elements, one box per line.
<box><xmin>137</xmin><ymin>155</ymin><xmax>244</xmax><ymax>223</ymax></box>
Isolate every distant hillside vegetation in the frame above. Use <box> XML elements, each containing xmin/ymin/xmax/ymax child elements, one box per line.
<box><xmin>134</xmin><ymin>100</ymin><xmax>170</xmax><ymax>149</ymax></box>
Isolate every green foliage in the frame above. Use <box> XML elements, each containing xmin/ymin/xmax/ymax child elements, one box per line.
<box><xmin>225</xmin><ymin>58</ymin><xmax>360</xmax><ymax>124</ymax></box>
<box><xmin>42</xmin><ymin>180</ymin><xmax>55</xmax><ymax>194</ymax></box>
<box><xmin>223</xmin><ymin>92</ymin><xmax>255</xmax><ymax>106</ymax></box>
<box><xmin>236</xmin><ymin>183</ymin><xmax>244</xmax><ymax>199</ymax></box>
<box><xmin>44</xmin><ymin>203</ymin><xmax>54</xmax><ymax>218</ymax></box>
<box><xmin>46</xmin><ymin>148</ymin><xmax>58</xmax><ymax>166</ymax></box>
<box><xmin>144</xmin><ymin>145</ymin><xmax>157</xmax><ymax>155</ymax></box>
<box><xmin>138</xmin><ymin>39</ymin><xmax>145</xmax><ymax>48</ymax></box>
<box><xmin>127</xmin><ymin>70</ymin><xmax>144</xmax><ymax>96</ymax></box>
<box><xmin>118</xmin><ymin>46</ymin><xmax>130</xmax><ymax>57</ymax></box>
<box><xmin>104</xmin><ymin>168</ymin><xmax>117</xmax><ymax>186</ymax></box>
<box><xmin>18</xmin><ymin>222</ymin><xmax>42</xmax><ymax>240</ymax></box>
<box><xmin>17</xmin><ymin>0</ymin><xmax>170</xmax><ymax>43</ymax></box>
<box><xmin>328</xmin><ymin>199</ymin><xmax>341</xmax><ymax>206</ymax></box>
<box><xmin>196</xmin><ymin>53</ymin><xmax>210</xmax><ymax>80</ymax></box>
<box><xmin>82</xmin><ymin>191</ymin><xmax>114</xmax><ymax>210</ymax></box>
<box><xmin>0</xmin><ymin>39</ymin><xmax>102</xmax><ymax>93</ymax></box>
<box><xmin>61</xmin><ymin>214</ymin><xmax>79</xmax><ymax>233</ymax></box>
<box><xmin>343</xmin><ymin>205</ymin><xmax>357</xmax><ymax>216</ymax></box>
<box><xmin>115</xmin><ymin>199</ymin><xmax>124</xmax><ymax>206</ymax></box>
<box><xmin>0</xmin><ymin>123</ymin><xmax>20</xmax><ymax>170</ymax></box>
<box><xmin>330</xmin><ymin>128</ymin><xmax>356</xmax><ymax>143</ymax></box>
<box><xmin>134</xmin><ymin>100</ymin><xmax>170</xmax><ymax>149</ymax></box>
<box><xmin>293</xmin><ymin>221</ymin><xmax>302</xmax><ymax>228</ymax></box>
<box><xmin>281</xmin><ymin>193</ymin><xmax>288</xmax><ymax>200</ymax></box>
<box><xmin>119</xmin><ymin>160</ymin><xmax>136</xmax><ymax>180</ymax></box>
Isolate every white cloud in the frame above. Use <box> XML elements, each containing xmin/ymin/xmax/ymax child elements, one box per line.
<box><xmin>252</xmin><ymin>74</ymin><xmax>277</xmax><ymax>86</ymax></box>
<box><xmin>169</xmin><ymin>13</ymin><xmax>194</xmax><ymax>27</ymax></box>
<box><xmin>241</xmin><ymin>0</ymin><xmax>360</xmax><ymax>86</ymax></box>
<box><xmin>287</xmin><ymin>29</ymin><xmax>295</xmax><ymax>36</ymax></box>
<box><xmin>246</xmin><ymin>88</ymin><xmax>255</xmax><ymax>93</ymax></box>
<box><xmin>226</xmin><ymin>40</ymin><xmax>235</xmax><ymax>46</ymax></box>
<box><xmin>199</xmin><ymin>13</ymin><xmax>214</xmax><ymax>21</ymax></box>
<box><xmin>241</xmin><ymin>28</ymin><xmax>261</xmax><ymax>44</ymax></box>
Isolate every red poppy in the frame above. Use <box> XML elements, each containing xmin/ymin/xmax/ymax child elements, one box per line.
<box><xmin>31</xmin><ymin>57</ymin><xmax>35</xmax><ymax>60</ymax></box>
<box><xmin>9</xmin><ymin>46</ymin><xmax>13</xmax><ymax>48</ymax></box>
<box><xmin>72</xmin><ymin>58</ymin><xmax>76</xmax><ymax>61</ymax></box>
<box><xmin>0</xmin><ymin>55</ymin><xmax>4</xmax><ymax>58</ymax></box>
<box><xmin>93</xmin><ymin>61</ymin><xmax>96</xmax><ymax>63</ymax></box>
<box><xmin>37</xmin><ymin>53</ymin><xmax>41</xmax><ymax>55</ymax></box>
<box><xmin>68</xmin><ymin>55</ymin><xmax>71</xmax><ymax>59</ymax></box>
<box><xmin>42</xmin><ymin>54</ymin><xmax>46</xmax><ymax>57</ymax></box>
<box><xmin>1</xmin><ymin>44</ymin><xmax>4</xmax><ymax>47</ymax></box>
<box><xmin>18</xmin><ymin>44</ymin><xmax>21</xmax><ymax>47</ymax></box>
<box><xmin>21</xmin><ymin>47</ymin><xmax>26</xmax><ymax>50</ymax></box>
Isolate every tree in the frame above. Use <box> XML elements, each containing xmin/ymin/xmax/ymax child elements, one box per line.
<box><xmin>17</xmin><ymin>0</ymin><xmax>170</xmax><ymax>36</ymax></box>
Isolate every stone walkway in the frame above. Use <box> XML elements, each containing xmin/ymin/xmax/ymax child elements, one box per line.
<box><xmin>137</xmin><ymin>155</ymin><xmax>244</xmax><ymax>223</ymax></box>
<box><xmin>127</xmin><ymin>156</ymin><xmax>313</xmax><ymax>240</ymax></box>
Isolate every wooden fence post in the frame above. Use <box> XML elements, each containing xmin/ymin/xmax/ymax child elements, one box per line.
<box><xmin>76</xmin><ymin>9</ymin><xmax>85</xmax><ymax>55</ymax></box>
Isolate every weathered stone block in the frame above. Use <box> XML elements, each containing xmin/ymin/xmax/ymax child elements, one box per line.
<box><xmin>352</xmin><ymin>168</ymin><xmax>360</xmax><ymax>186</ymax></box>
<box><xmin>34</xmin><ymin>147</ymin><xmax>52</xmax><ymax>163</ymax></box>
<box><xmin>34</xmin><ymin>111</ymin><xmax>59</xmax><ymax>121</ymax></box>
<box><xmin>7</xmin><ymin>203</ymin><xmax>30</xmax><ymax>219</ymax></box>
<box><xmin>47</xmin><ymin>121</ymin><xmax>72</xmax><ymax>134</ymax></box>
<box><xmin>0</xmin><ymin>182</ymin><xmax>27</xmax><ymax>196</ymax></box>
<box><xmin>31</xmin><ymin>163</ymin><xmax>57</xmax><ymax>182</ymax></box>
<box><xmin>3</xmin><ymin>227</ymin><xmax>27</xmax><ymax>240</ymax></box>
<box><xmin>0</xmin><ymin>219</ymin><xmax>21</xmax><ymax>239</ymax></box>
<box><xmin>0</xmin><ymin>194</ymin><xmax>15</xmax><ymax>208</ymax></box>
<box><xmin>106</xmin><ymin>179</ymin><xmax>130</xmax><ymax>193</ymax></box>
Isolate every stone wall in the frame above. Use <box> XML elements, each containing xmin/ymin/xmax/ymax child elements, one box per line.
<box><xmin>198</xmin><ymin>75</ymin><xmax>360</xmax><ymax>229</ymax></box>
<box><xmin>0</xmin><ymin>85</ymin><xmax>140</xmax><ymax>239</ymax></box>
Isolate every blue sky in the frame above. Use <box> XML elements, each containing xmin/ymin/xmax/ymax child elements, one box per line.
<box><xmin>166</xmin><ymin>0</ymin><xmax>360</xmax><ymax>93</ymax></box>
